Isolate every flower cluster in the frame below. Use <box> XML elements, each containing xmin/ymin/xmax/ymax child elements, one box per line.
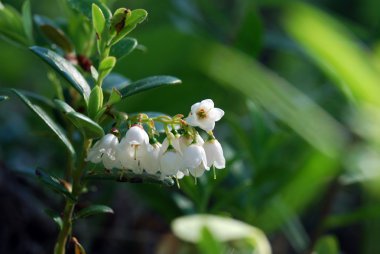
<box><xmin>86</xmin><ymin>99</ymin><xmax>225</xmax><ymax>180</ymax></box>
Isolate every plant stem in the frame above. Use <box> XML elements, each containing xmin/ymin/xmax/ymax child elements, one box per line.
<box><xmin>54</xmin><ymin>138</ymin><xmax>92</xmax><ymax>254</ymax></box>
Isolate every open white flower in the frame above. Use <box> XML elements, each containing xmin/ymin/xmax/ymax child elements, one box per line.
<box><xmin>86</xmin><ymin>133</ymin><xmax>119</xmax><ymax>169</ymax></box>
<box><xmin>203</xmin><ymin>139</ymin><xmax>225</xmax><ymax>169</ymax></box>
<box><xmin>161</xmin><ymin>132</ymin><xmax>182</xmax><ymax>155</ymax></box>
<box><xmin>185</xmin><ymin>99</ymin><xmax>224</xmax><ymax>132</ymax></box>
<box><xmin>183</xmin><ymin>144</ymin><xmax>209</xmax><ymax>177</ymax></box>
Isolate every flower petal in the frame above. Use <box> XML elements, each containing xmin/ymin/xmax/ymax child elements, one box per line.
<box><xmin>209</xmin><ymin>108</ymin><xmax>224</xmax><ymax>122</ymax></box>
<box><xmin>200</xmin><ymin>99</ymin><xmax>214</xmax><ymax>111</ymax></box>
<box><xmin>198</xmin><ymin>118</ymin><xmax>215</xmax><ymax>132</ymax></box>
<box><xmin>190</xmin><ymin>102</ymin><xmax>201</xmax><ymax>113</ymax></box>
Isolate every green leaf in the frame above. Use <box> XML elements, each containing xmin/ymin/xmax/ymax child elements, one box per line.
<box><xmin>110</xmin><ymin>9</ymin><xmax>148</xmax><ymax>45</ymax></box>
<box><xmin>21</xmin><ymin>0</ymin><xmax>33</xmax><ymax>43</ymax></box>
<box><xmin>85</xmin><ymin>168</ymin><xmax>175</xmax><ymax>187</ymax></box>
<box><xmin>0</xmin><ymin>3</ymin><xmax>28</xmax><ymax>45</ymax></box>
<box><xmin>102</xmin><ymin>73</ymin><xmax>130</xmax><ymax>92</ymax></box>
<box><xmin>66</xmin><ymin>111</ymin><xmax>104</xmax><ymax>138</ymax></box>
<box><xmin>12</xmin><ymin>89</ymin><xmax>75</xmax><ymax>156</ymax></box>
<box><xmin>197</xmin><ymin>227</ymin><xmax>224</xmax><ymax>254</ymax></box>
<box><xmin>106</xmin><ymin>88</ymin><xmax>121</xmax><ymax>106</ymax></box>
<box><xmin>45</xmin><ymin>209</ymin><xmax>63</xmax><ymax>230</ymax></box>
<box><xmin>313</xmin><ymin>235</ymin><xmax>340</xmax><ymax>254</ymax></box>
<box><xmin>53</xmin><ymin>99</ymin><xmax>75</xmax><ymax>113</ymax></box>
<box><xmin>36</xmin><ymin>168</ymin><xmax>76</xmax><ymax>201</ymax></box>
<box><xmin>110</xmin><ymin>37</ymin><xmax>138</xmax><ymax>60</ymax></box>
<box><xmin>87</xmin><ymin>86</ymin><xmax>103</xmax><ymax>119</ymax></box>
<box><xmin>30</xmin><ymin>46</ymin><xmax>91</xmax><ymax>102</ymax></box>
<box><xmin>120</xmin><ymin>76</ymin><xmax>182</xmax><ymax>98</ymax></box>
<box><xmin>92</xmin><ymin>4</ymin><xmax>105</xmax><ymax>37</ymax></box>
<box><xmin>98</xmin><ymin>56</ymin><xmax>116</xmax><ymax>82</ymax></box>
<box><xmin>0</xmin><ymin>95</ymin><xmax>8</xmax><ymax>102</ymax></box>
<box><xmin>67</xmin><ymin>0</ymin><xmax>111</xmax><ymax>23</ymax></box>
<box><xmin>74</xmin><ymin>205</ymin><xmax>114</xmax><ymax>220</ymax></box>
<box><xmin>39</xmin><ymin>24</ymin><xmax>74</xmax><ymax>53</ymax></box>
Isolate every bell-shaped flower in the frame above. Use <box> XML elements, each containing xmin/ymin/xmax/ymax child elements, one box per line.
<box><xmin>179</xmin><ymin>133</ymin><xmax>204</xmax><ymax>152</ymax></box>
<box><xmin>203</xmin><ymin>139</ymin><xmax>225</xmax><ymax>169</ymax></box>
<box><xmin>117</xmin><ymin>125</ymin><xmax>149</xmax><ymax>173</ymax></box>
<box><xmin>185</xmin><ymin>99</ymin><xmax>224</xmax><ymax>132</ymax></box>
<box><xmin>141</xmin><ymin>142</ymin><xmax>162</xmax><ymax>174</ymax></box>
<box><xmin>86</xmin><ymin>133</ymin><xmax>119</xmax><ymax>169</ymax></box>
<box><xmin>161</xmin><ymin>132</ymin><xmax>182</xmax><ymax>155</ymax></box>
<box><xmin>160</xmin><ymin>149</ymin><xmax>184</xmax><ymax>176</ymax></box>
<box><xmin>183</xmin><ymin>144</ymin><xmax>209</xmax><ymax>177</ymax></box>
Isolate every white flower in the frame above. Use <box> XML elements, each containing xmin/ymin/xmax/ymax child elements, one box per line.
<box><xmin>179</xmin><ymin>133</ymin><xmax>204</xmax><ymax>152</ymax></box>
<box><xmin>160</xmin><ymin>149</ymin><xmax>184</xmax><ymax>176</ymax></box>
<box><xmin>161</xmin><ymin>132</ymin><xmax>182</xmax><ymax>155</ymax></box>
<box><xmin>141</xmin><ymin>142</ymin><xmax>162</xmax><ymax>174</ymax></box>
<box><xmin>117</xmin><ymin>125</ymin><xmax>149</xmax><ymax>173</ymax></box>
<box><xmin>185</xmin><ymin>99</ymin><xmax>224</xmax><ymax>132</ymax></box>
<box><xmin>183</xmin><ymin>144</ymin><xmax>209</xmax><ymax>177</ymax></box>
<box><xmin>86</xmin><ymin>133</ymin><xmax>119</xmax><ymax>169</ymax></box>
<box><xmin>203</xmin><ymin>139</ymin><xmax>225</xmax><ymax>169</ymax></box>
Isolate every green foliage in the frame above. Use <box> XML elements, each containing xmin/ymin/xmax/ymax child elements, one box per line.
<box><xmin>88</xmin><ymin>86</ymin><xmax>103</xmax><ymax>119</ymax></box>
<box><xmin>110</xmin><ymin>37</ymin><xmax>138</xmax><ymax>60</ymax></box>
<box><xmin>67</xmin><ymin>0</ymin><xmax>111</xmax><ymax>23</ymax></box>
<box><xmin>39</xmin><ymin>24</ymin><xmax>74</xmax><ymax>53</ymax></box>
<box><xmin>30</xmin><ymin>46</ymin><xmax>91</xmax><ymax>103</ymax></box>
<box><xmin>0</xmin><ymin>95</ymin><xmax>8</xmax><ymax>102</ymax></box>
<box><xmin>98</xmin><ymin>56</ymin><xmax>116</xmax><ymax>82</ymax></box>
<box><xmin>0</xmin><ymin>2</ymin><xmax>30</xmax><ymax>45</ymax></box>
<box><xmin>313</xmin><ymin>235</ymin><xmax>340</xmax><ymax>254</ymax></box>
<box><xmin>197</xmin><ymin>227</ymin><xmax>224</xmax><ymax>254</ymax></box>
<box><xmin>91</xmin><ymin>4</ymin><xmax>106</xmax><ymax>37</ymax></box>
<box><xmin>120</xmin><ymin>75</ymin><xmax>182</xmax><ymax>98</ymax></box>
<box><xmin>12</xmin><ymin>89</ymin><xmax>75</xmax><ymax>156</ymax></box>
<box><xmin>36</xmin><ymin>168</ymin><xmax>76</xmax><ymax>201</ymax></box>
<box><xmin>45</xmin><ymin>209</ymin><xmax>64</xmax><ymax>230</ymax></box>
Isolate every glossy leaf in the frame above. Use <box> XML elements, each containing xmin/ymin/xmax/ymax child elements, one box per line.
<box><xmin>35</xmin><ymin>168</ymin><xmax>76</xmax><ymax>201</ymax></box>
<box><xmin>39</xmin><ymin>24</ymin><xmax>73</xmax><ymax>53</ymax></box>
<box><xmin>74</xmin><ymin>205</ymin><xmax>114</xmax><ymax>220</ymax></box>
<box><xmin>0</xmin><ymin>95</ymin><xmax>8</xmax><ymax>102</ymax></box>
<box><xmin>102</xmin><ymin>73</ymin><xmax>130</xmax><ymax>92</ymax></box>
<box><xmin>67</xmin><ymin>0</ymin><xmax>111</xmax><ymax>23</ymax></box>
<box><xmin>65</xmin><ymin>111</ymin><xmax>104</xmax><ymax>138</ymax></box>
<box><xmin>21</xmin><ymin>0</ymin><xmax>33</xmax><ymax>43</ymax></box>
<box><xmin>110</xmin><ymin>37</ymin><xmax>138</xmax><ymax>60</ymax></box>
<box><xmin>87</xmin><ymin>86</ymin><xmax>103</xmax><ymax>119</ymax></box>
<box><xmin>92</xmin><ymin>4</ymin><xmax>105</xmax><ymax>36</ymax></box>
<box><xmin>53</xmin><ymin>99</ymin><xmax>75</xmax><ymax>113</ymax></box>
<box><xmin>98</xmin><ymin>56</ymin><xmax>116</xmax><ymax>82</ymax></box>
<box><xmin>120</xmin><ymin>75</ymin><xmax>182</xmax><ymax>98</ymax></box>
<box><xmin>106</xmin><ymin>88</ymin><xmax>122</xmax><ymax>106</ymax></box>
<box><xmin>12</xmin><ymin>89</ymin><xmax>75</xmax><ymax>156</ymax></box>
<box><xmin>30</xmin><ymin>46</ymin><xmax>91</xmax><ymax>102</ymax></box>
<box><xmin>45</xmin><ymin>209</ymin><xmax>63</xmax><ymax>230</ymax></box>
<box><xmin>85</xmin><ymin>168</ymin><xmax>175</xmax><ymax>186</ymax></box>
<box><xmin>110</xmin><ymin>9</ymin><xmax>148</xmax><ymax>45</ymax></box>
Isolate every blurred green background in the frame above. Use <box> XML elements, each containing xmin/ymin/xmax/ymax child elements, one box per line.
<box><xmin>2</xmin><ymin>0</ymin><xmax>380</xmax><ymax>253</ymax></box>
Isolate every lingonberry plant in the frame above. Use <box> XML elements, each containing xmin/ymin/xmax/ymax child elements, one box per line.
<box><xmin>0</xmin><ymin>1</ymin><xmax>226</xmax><ymax>253</ymax></box>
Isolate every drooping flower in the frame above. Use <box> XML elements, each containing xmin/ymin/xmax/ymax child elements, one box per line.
<box><xmin>117</xmin><ymin>125</ymin><xmax>149</xmax><ymax>173</ymax></box>
<box><xmin>86</xmin><ymin>133</ymin><xmax>119</xmax><ymax>169</ymax></box>
<box><xmin>179</xmin><ymin>133</ymin><xmax>204</xmax><ymax>152</ymax></box>
<box><xmin>183</xmin><ymin>144</ymin><xmax>209</xmax><ymax>177</ymax></box>
<box><xmin>185</xmin><ymin>99</ymin><xmax>224</xmax><ymax>132</ymax></box>
<box><xmin>141</xmin><ymin>141</ymin><xmax>162</xmax><ymax>174</ymax></box>
<box><xmin>161</xmin><ymin>132</ymin><xmax>182</xmax><ymax>155</ymax></box>
<box><xmin>203</xmin><ymin>139</ymin><xmax>225</xmax><ymax>169</ymax></box>
<box><xmin>160</xmin><ymin>149</ymin><xmax>184</xmax><ymax>176</ymax></box>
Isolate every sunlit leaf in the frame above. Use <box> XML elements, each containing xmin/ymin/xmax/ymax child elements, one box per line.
<box><xmin>21</xmin><ymin>0</ymin><xmax>33</xmax><ymax>43</ymax></box>
<box><xmin>12</xmin><ymin>89</ymin><xmax>75</xmax><ymax>156</ymax></box>
<box><xmin>313</xmin><ymin>235</ymin><xmax>340</xmax><ymax>254</ymax></box>
<box><xmin>92</xmin><ymin>3</ymin><xmax>105</xmax><ymax>37</ymax></box>
<box><xmin>36</xmin><ymin>168</ymin><xmax>76</xmax><ymax>201</ymax></box>
<box><xmin>66</xmin><ymin>111</ymin><xmax>104</xmax><ymax>138</ymax></box>
<box><xmin>98</xmin><ymin>56</ymin><xmax>116</xmax><ymax>82</ymax></box>
<box><xmin>0</xmin><ymin>3</ymin><xmax>28</xmax><ymax>45</ymax></box>
<box><xmin>30</xmin><ymin>46</ymin><xmax>91</xmax><ymax>102</ymax></box>
<box><xmin>120</xmin><ymin>76</ymin><xmax>182</xmax><ymax>98</ymax></box>
<box><xmin>53</xmin><ymin>99</ymin><xmax>75</xmax><ymax>113</ymax></box>
<box><xmin>74</xmin><ymin>205</ymin><xmax>114</xmax><ymax>220</ymax></box>
<box><xmin>87</xmin><ymin>86</ymin><xmax>103</xmax><ymax>119</ymax></box>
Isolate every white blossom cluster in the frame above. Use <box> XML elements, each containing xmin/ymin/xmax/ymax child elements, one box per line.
<box><xmin>86</xmin><ymin>99</ymin><xmax>225</xmax><ymax>179</ymax></box>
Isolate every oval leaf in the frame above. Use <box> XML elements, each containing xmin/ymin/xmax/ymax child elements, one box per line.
<box><xmin>87</xmin><ymin>86</ymin><xmax>103</xmax><ymax>119</ymax></box>
<box><xmin>66</xmin><ymin>111</ymin><xmax>104</xmax><ymax>138</ymax></box>
<box><xmin>103</xmin><ymin>73</ymin><xmax>130</xmax><ymax>92</ymax></box>
<box><xmin>53</xmin><ymin>99</ymin><xmax>75</xmax><ymax>113</ymax></box>
<box><xmin>98</xmin><ymin>56</ymin><xmax>116</xmax><ymax>82</ymax></box>
<box><xmin>110</xmin><ymin>37</ymin><xmax>138</xmax><ymax>60</ymax></box>
<box><xmin>36</xmin><ymin>168</ymin><xmax>76</xmax><ymax>201</ymax></box>
<box><xmin>120</xmin><ymin>75</ymin><xmax>182</xmax><ymax>98</ymax></box>
<box><xmin>30</xmin><ymin>46</ymin><xmax>91</xmax><ymax>102</ymax></box>
<box><xmin>21</xmin><ymin>0</ymin><xmax>33</xmax><ymax>43</ymax></box>
<box><xmin>74</xmin><ymin>205</ymin><xmax>114</xmax><ymax>220</ymax></box>
<box><xmin>92</xmin><ymin>3</ymin><xmax>105</xmax><ymax>36</ymax></box>
<box><xmin>12</xmin><ymin>89</ymin><xmax>75</xmax><ymax>156</ymax></box>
